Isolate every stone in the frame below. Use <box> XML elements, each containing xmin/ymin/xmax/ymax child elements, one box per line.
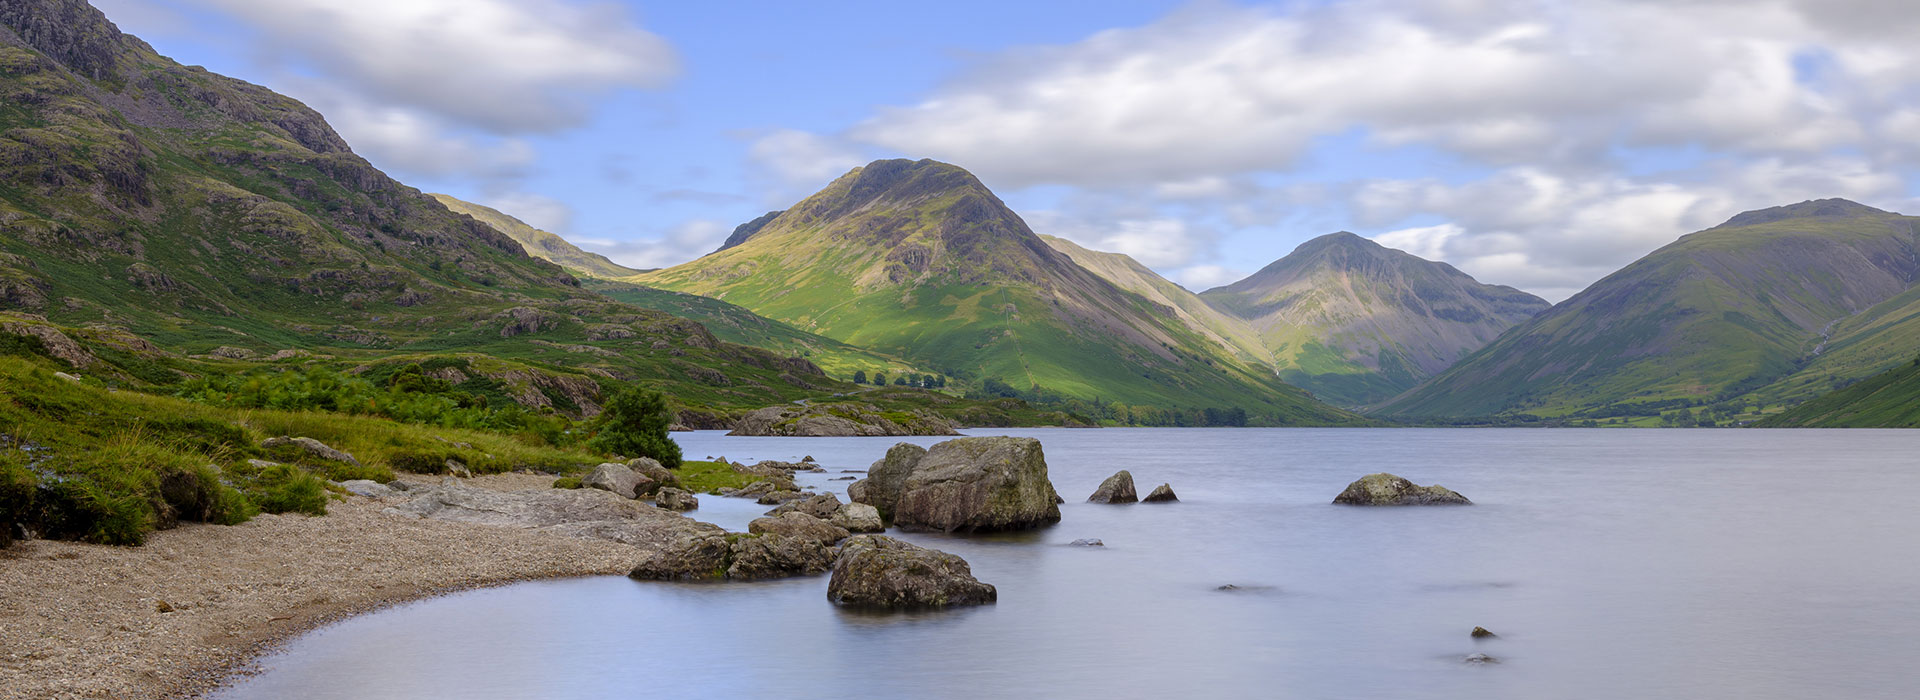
<box><xmin>445</xmin><ymin>459</ymin><xmax>473</xmax><ymax>478</ymax></box>
<box><xmin>756</xmin><ymin>490</ymin><xmax>805</xmax><ymax>505</ymax></box>
<box><xmin>628</xmin><ymin>532</ymin><xmax>831</xmax><ymax>581</ymax></box>
<box><xmin>387</xmin><ymin>481</ymin><xmax>723</xmax><ymax>556</ymax></box>
<box><xmin>582</xmin><ymin>462</ymin><xmax>642</xmax><ymax>499</ymax></box>
<box><xmin>52</xmin><ymin>371</ymin><xmax>80</xmax><ymax>382</ymax></box>
<box><xmin>765</xmin><ymin>492</ymin><xmax>843</xmax><ymax>520</ymax></box>
<box><xmin>338</xmin><ymin>480</ymin><xmax>393</xmax><ymax>498</ymax></box>
<box><xmin>1068</xmin><ymin>538</ymin><xmax>1104</xmax><ymax>547</ymax></box>
<box><xmin>827</xmin><ymin>535</ymin><xmax>997</xmax><ymax>609</ymax></box>
<box><xmin>851</xmin><ymin>437</ymin><xmax>1061</xmax><ymax>533</ymax></box>
<box><xmin>260</xmin><ymin>436</ymin><xmax>361</xmax><ymax>466</ymax></box>
<box><xmin>626</xmin><ymin>457</ymin><xmax>677</xmax><ymax>496</ymax></box>
<box><xmin>726</xmin><ymin>534</ymin><xmax>833</xmax><ymax>580</ymax></box>
<box><xmin>802</xmin><ymin>455</ymin><xmax>816</xmax><ymax>463</ymax></box>
<box><xmin>831</xmin><ymin>476</ymin><xmax>856</xmax><ymax>481</ymax></box>
<box><xmin>654</xmin><ymin>487</ymin><xmax>699</xmax><ymax>512</ymax></box>
<box><xmin>628</xmin><ymin>533</ymin><xmax>732</xmax><ymax>581</ymax></box>
<box><xmin>830</xmin><ymin>503</ymin><xmax>885</xmax><ymax>533</ymax></box>
<box><xmin>1142</xmin><ymin>483</ymin><xmax>1178</xmax><ymax>503</ymax></box>
<box><xmin>1472</xmin><ymin>627</ymin><xmax>1498</xmax><ymax>639</ymax></box>
<box><xmin>1332</xmin><ymin>473</ymin><xmax>1472</xmax><ymax>506</ymax></box>
<box><xmin>1464</xmin><ymin>653</ymin><xmax>1500</xmax><ymax>665</ymax></box>
<box><xmin>748</xmin><ymin>512</ymin><xmax>850</xmax><ymax>546</ymax></box>
<box><xmin>1087</xmin><ymin>470</ymin><xmax>1138</xmax><ymax>504</ymax></box>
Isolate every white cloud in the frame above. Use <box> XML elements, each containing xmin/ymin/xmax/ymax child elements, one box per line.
<box><xmin>1025</xmin><ymin>211</ymin><xmax>1216</xmax><ymax>269</ymax></box>
<box><xmin>290</xmin><ymin>85</ymin><xmax>536</xmax><ymax>177</ymax></box>
<box><xmin>1171</xmin><ymin>264</ymin><xmax>1248</xmax><ymax>291</ymax></box>
<box><xmin>745</xmin><ymin>130</ymin><xmax>869</xmax><ymax>200</ymax></box>
<box><xmin>480</xmin><ymin>191</ymin><xmax>574</xmax><ymax>233</ymax></box>
<box><xmin>591</xmin><ymin>219</ymin><xmax>733</xmax><ymax>270</ymax></box>
<box><xmin>187</xmin><ymin>0</ymin><xmax>678</xmax><ymax>133</ymax></box>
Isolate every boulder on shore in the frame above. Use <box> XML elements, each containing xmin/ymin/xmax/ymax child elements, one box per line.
<box><xmin>727</xmin><ymin>403</ymin><xmax>960</xmax><ymax>437</ymax></box>
<box><xmin>1332</xmin><ymin>473</ymin><xmax>1472</xmax><ymax>506</ymax></box>
<box><xmin>1087</xmin><ymin>470</ymin><xmax>1138</xmax><ymax>504</ymax></box>
<box><xmin>1142</xmin><ymin>483</ymin><xmax>1178</xmax><ymax>503</ymax></box>
<box><xmin>260</xmin><ymin>436</ymin><xmax>360</xmax><ymax>466</ymax></box>
<box><xmin>849</xmin><ymin>437</ymin><xmax>1061</xmax><ymax>533</ymax></box>
<box><xmin>654</xmin><ymin>487</ymin><xmax>698</xmax><ymax>512</ymax></box>
<box><xmin>827</xmin><ymin>535</ymin><xmax>997</xmax><ymax>609</ymax></box>
<box><xmin>749</xmin><ymin>511</ymin><xmax>850</xmax><ymax>545</ymax></box>
<box><xmin>582</xmin><ymin>463</ymin><xmax>643</xmax><ymax>499</ymax></box>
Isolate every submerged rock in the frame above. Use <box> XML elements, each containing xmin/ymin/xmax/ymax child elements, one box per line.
<box><xmin>1464</xmin><ymin>653</ymin><xmax>1500</xmax><ymax>665</ymax></box>
<box><xmin>1068</xmin><ymin>538</ymin><xmax>1104</xmax><ymax>547</ymax></box>
<box><xmin>827</xmin><ymin>535</ymin><xmax>997</xmax><ymax>609</ymax></box>
<box><xmin>1332</xmin><ymin>473</ymin><xmax>1472</xmax><ymax>506</ymax></box>
<box><xmin>1141</xmin><ymin>483</ymin><xmax>1178</xmax><ymax>503</ymax></box>
<box><xmin>1086</xmin><ymin>470</ymin><xmax>1138</xmax><ymax>504</ymax></box>
<box><xmin>850</xmin><ymin>437</ymin><xmax>1061</xmax><ymax>533</ymax></box>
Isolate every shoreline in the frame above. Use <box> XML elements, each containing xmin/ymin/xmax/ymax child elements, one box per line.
<box><xmin>0</xmin><ymin>473</ymin><xmax>650</xmax><ymax>700</ymax></box>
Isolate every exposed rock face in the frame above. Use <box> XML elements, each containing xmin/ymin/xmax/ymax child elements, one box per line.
<box><xmin>727</xmin><ymin>403</ymin><xmax>959</xmax><ymax>437</ymax></box>
<box><xmin>582</xmin><ymin>463</ymin><xmax>642</xmax><ymax>499</ymax></box>
<box><xmin>765</xmin><ymin>493</ymin><xmax>843</xmax><ymax>520</ymax></box>
<box><xmin>260</xmin><ymin>436</ymin><xmax>361</xmax><ymax>467</ymax></box>
<box><xmin>1142</xmin><ymin>483</ymin><xmax>1178</xmax><ymax>503</ymax></box>
<box><xmin>748</xmin><ymin>512</ymin><xmax>850</xmax><ymax>546</ymax></box>
<box><xmin>827</xmin><ymin>535</ymin><xmax>997</xmax><ymax>609</ymax></box>
<box><xmin>1332</xmin><ymin>473</ymin><xmax>1472</xmax><ymax>506</ymax></box>
<box><xmin>1087</xmin><ymin>470</ymin><xmax>1138</xmax><ymax>504</ymax></box>
<box><xmin>628</xmin><ymin>532</ymin><xmax>831</xmax><ymax>581</ymax></box>
<box><xmin>654</xmin><ymin>487</ymin><xmax>698</xmax><ymax>512</ymax></box>
<box><xmin>850</xmin><ymin>437</ymin><xmax>1060</xmax><ymax>533</ymax></box>
<box><xmin>830</xmin><ymin>503</ymin><xmax>884</xmax><ymax>533</ymax></box>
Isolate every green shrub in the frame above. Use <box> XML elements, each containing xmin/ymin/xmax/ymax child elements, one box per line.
<box><xmin>318</xmin><ymin>460</ymin><xmax>395</xmax><ymax>483</ymax></box>
<box><xmin>251</xmin><ymin>464</ymin><xmax>328</xmax><ymax>516</ymax></box>
<box><xmin>38</xmin><ymin>479</ymin><xmax>152</xmax><ymax>546</ymax></box>
<box><xmin>157</xmin><ymin>463</ymin><xmax>256</xmax><ymax>526</ymax></box>
<box><xmin>586</xmin><ymin>386</ymin><xmax>681</xmax><ymax>468</ymax></box>
<box><xmin>552</xmin><ymin>477</ymin><xmax>582</xmax><ymax>489</ymax></box>
<box><xmin>0</xmin><ymin>458</ymin><xmax>35</xmax><ymax>547</ymax></box>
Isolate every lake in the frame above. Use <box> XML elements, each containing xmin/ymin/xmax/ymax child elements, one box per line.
<box><xmin>211</xmin><ymin>428</ymin><xmax>1920</xmax><ymax>699</ymax></box>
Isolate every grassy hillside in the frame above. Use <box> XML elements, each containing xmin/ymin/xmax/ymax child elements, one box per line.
<box><xmin>430</xmin><ymin>194</ymin><xmax>642</xmax><ymax>279</ymax></box>
<box><xmin>1040</xmin><ymin>235</ymin><xmax>1272</xmax><ymax>364</ymax></box>
<box><xmin>1378</xmin><ymin>199</ymin><xmax>1920</xmax><ymax>421</ymax></box>
<box><xmin>1201</xmin><ymin>233</ymin><xmax>1548</xmax><ymax>407</ymax></box>
<box><xmin>1758</xmin><ymin>356</ymin><xmax>1920</xmax><ymax>427</ymax></box>
<box><xmin>633</xmin><ymin>159</ymin><xmax>1360</xmax><ymax>425</ymax></box>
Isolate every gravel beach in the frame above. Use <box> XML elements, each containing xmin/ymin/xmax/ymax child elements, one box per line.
<box><xmin>0</xmin><ymin>473</ymin><xmax>654</xmax><ymax>700</ymax></box>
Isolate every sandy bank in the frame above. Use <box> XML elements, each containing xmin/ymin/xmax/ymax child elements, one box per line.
<box><xmin>0</xmin><ymin>473</ymin><xmax>647</xmax><ymax>700</ymax></box>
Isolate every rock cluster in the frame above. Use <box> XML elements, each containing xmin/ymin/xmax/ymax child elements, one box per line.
<box><xmin>849</xmin><ymin>437</ymin><xmax>1061</xmax><ymax>533</ymax></box>
<box><xmin>826</xmin><ymin>535</ymin><xmax>997</xmax><ymax>609</ymax></box>
<box><xmin>1332</xmin><ymin>473</ymin><xmax>1472</xmax><ymax>506</ymax></box>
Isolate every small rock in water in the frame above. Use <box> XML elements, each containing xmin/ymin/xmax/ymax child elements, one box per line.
<box><xmin>1086</xmin><ymin>470</ymin><xmax>1137</xmax><ymax>504</ymax></box>
<box><xmin>1068</xmin><ymin>538</ymin><xmax>1104</xmax><ymax>547</ymax></box>
<box><xmin>840</xmin><ymin>469</ymin><xmax>866</xmax><ymax>473</ymax></box>
<box><xmin>1215</xmin><ymin>584</ymin><xmax>1240</xmax><ymax>591</ymax></box>
<box><xmin>831</xmin><ymin>476</ymin><xmax>856</xmax><ymax>481</ymax></box>
<box><xmin>1332</xmin><ymin>473</ymin><xmax>1470</xmax><ymax>506</ymax></box>
<box><xmin>1471</xmin><ymin>626</ymin><xmax>1498</xmax><ymax>639</ymax></box>
<box><xmin>802</xmin><ymin>455</ymin><xmax>816</xmax><ymax>463</ymax></box>
<box><xmin>1142</xmin><ymin>483</ymin><xmax>1178</xmax><ymax>503</ymax></box>
<box><xmin>1464</xmin><ymin>653</ymin><xmax>1500</xmax><ymax>665</ymax></box>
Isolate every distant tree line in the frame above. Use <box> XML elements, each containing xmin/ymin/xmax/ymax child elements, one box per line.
<box><xmin>850</xmin><ymin>369</ymin><xmax>946</xmax><ymax>389</ymax></box>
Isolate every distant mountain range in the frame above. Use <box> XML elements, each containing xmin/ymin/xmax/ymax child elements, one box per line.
<box><xmin>430</xmin><ymin>194</ymin><xmax>643</xmax><ymax>279</ymax></box>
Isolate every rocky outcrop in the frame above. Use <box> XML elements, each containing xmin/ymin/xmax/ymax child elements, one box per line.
<box><xmin>850</xmin><ymin>437</ymin><xmax>1061</xmax><ymax>533</ymax></box>
<box><xmin>1087</xmin><ymin>470</ymin><xmax>1137</xmax><ymax>504</ymax></box>
<box><xmin>827</xmin><ymin>535</ymin><xmax>997</xmax><ymax>609</ymax></box>
<box><xmin>765</xmin><ymin>493</ymin><xmax>842</xmax><ymax>520</ymax></box>
<box><xmin>1142</xmin><ymin>483</ymin><xmax>1178</xmax><ymax>503</ymax></box>
<box><xmin>830</xmin><ymin>503</ymin><xmax>884</xmax><ymax>533</ymax></box>
<box><xmin>386</xmin><ymin>480</ymin><xmax>722</xmax><ymax>553</ymax></box>
<box><xmin>260</xmin><ymin>436</ymin><xmax>361</xmax><ymax>467</ymax></box>
<box><xmin>654</xmin><ymin>487</ymin><xmax>698</xmax><ymax>512</ymax></box>
<box><xmin>582</xmin><ymin>462</ymin><xmax>642</xmax><ymax>499</ymax></box>
<box><xmin>1332</xmin><ymin>473</ymin><xmax>1472</xmax><ymax>506</ymax></box>
<box><xmin>628</xmin><ymin>532</ymin><xmax>830</xmax><ymax>581</ymax></box>
<box><xmin>337</xmin><ymin>480</ymin><xmax>393</xmax><ymax>499</ymax></box>
<box><xmin>727</xmin><ymin>403</ymin><xmax>959</xmax><ymax>437</ymax></box>
<box><xmin>748</xmin><ymin>512</ymin><xmax>850</xmax><ymax>546</ymax></box>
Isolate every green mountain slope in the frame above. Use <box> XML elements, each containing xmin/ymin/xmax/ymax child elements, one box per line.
<box><xmin>429</xmin><ymin>194</ymin><xmax>642</xmax><ymax>278</ymax></box>
<box><xmin>632</xmin><ymin>159</ymin><xmax>1359</xmax><ymax>424</ymax></box>
<box><xmin>1200</xmin><ymin>233</ymin><xmax>1548</xmax><ymax>406</ymax></box>
<box><xmin>1378</xmin><ymin>199</ymin><xmax>1920</xmax><ymax>420</ymax></box>
<box><xmin>1757</xmin><ymin>356</ymin><xmax>1920</xmax><ymax>427</ymax></box>
<box><xmin>0</xmin><ymin>0</ymin><xmax>851</xmax><ymax>417</ymax></box>
<box><xmin>582</xmin><ymin>279</ymin><xmax>932</xmax><ymax>379</ymax></box>
<box><xmin>1038</xmin><ymin>234</ymin><xmax>1271</xmax><ymax>363</ymax></box>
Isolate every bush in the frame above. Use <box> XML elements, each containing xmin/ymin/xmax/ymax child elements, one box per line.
<box><xmin>552</xmin><ymin>477</ymin><xmax>582</xmax><ymax>489</ymax></box>
<box><xmin>157</xmin><ymin>463</ymin><xmax>256</xmax><ymax>526</ymax></box>
<box><xmin>586</xmin><ymin>386</ymin><xmax>681</xmax><ymax>468</ymax></box>
<box><xmin>251</xmin><ymin>464</ymin><xmax>328</xmax><ymax>516</ymax></box>
<box><xmin>38</xmin><ymin>479</ymin><xmax>152</xmax><ymax>546</ymax></box>
<box><xmin>0</xmin><ymin>458</ymin><xmax>35</xmax><ymax>547</ymax></box>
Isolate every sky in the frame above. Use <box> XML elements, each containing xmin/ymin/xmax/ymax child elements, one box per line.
<box><xmin>93</xmin><ymin>0</ymin><xmax>1920</xmax><ymax>301</ymax></box>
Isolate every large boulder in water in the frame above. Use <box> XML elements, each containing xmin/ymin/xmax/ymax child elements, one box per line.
<box><xmin>827</xmin><ymin>535</ymin><xmax>997</xmax><ymax>609</ymax></box>
<box><xmin>1332</xmin><ymin>473</ymin><xmax>1472</xmax><ymax>506</ymax></box>
<box><xmin>1142</xmin><ymin>483</ymin><xmax>1178</xmax><ymax>503</ymax></box>
<box><xmin>1087</xmin><ymin>470</ymin><xmax>1138</xmax><ymax>504</ymax></box>
<box><xmin>830</xmin><ymin>503</ymin><xmax>885</xmax><ymax>533</ymax></box>
<box><xmin>748</xmin><ymin>511</ymin><xmax>850</xmax><ymax>545</ymax></box>
<box><xmin>629</xmin><ymin>532</ymin><xmax>832</xmax><ymax>581</ymax></box>
<box><xmin>851</xmin><ymin>437</ymin><xmax>1061</xmax><ymax>533</ymax></box>
<box><xmin>765</xmin><ymin>492</ymin><xmax>844</xmax><ymax>520</ymax></box>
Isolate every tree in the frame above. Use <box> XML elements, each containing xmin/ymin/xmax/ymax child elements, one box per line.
<box><xmin>893</xmin><ymin>376</ymin><xmax>907</xmax><ymax>386</ymax></box>
<box><xmin>587</xmin><ymin>385</ymin><xmax>682</xmax><ymax>468</ymax></box>
<box><xmin>873</xmin><ymin>372</ymin><xmax>888</xmax><ymax>386</ymax></box>
<box><xmin>852</xmin><ymin>370</ymin><xmax>867</xmax><ymax>384</ymax></box>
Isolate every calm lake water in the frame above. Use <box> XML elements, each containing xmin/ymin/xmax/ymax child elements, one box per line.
<box><xmin>213</xmin><ymin>428</ymin><xmax>1920</xmax><ymax>700</ymax></box>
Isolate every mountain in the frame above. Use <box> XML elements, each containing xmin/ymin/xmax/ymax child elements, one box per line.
<box><xmin>1198</xmin><ymin>233</ymin><xmax>1549</xmax><ymax>406</ymax></box>
<box><xmin>632</xmin><ymin>158</ymin><xmax>1359</xmax><ymax>424</ymax></box>
<box><xmin>714</xmin><ymin>210</ymin><xmax>783</xmax><ymax>253</ymax></box>
<box><xmin>1757</xmin><ymin>355</ymin><xmax>1920</xmax><ymax>427</ymax></box>
<box><xmin>1378</xmin><ymin>199</ymin><xmax>1920</xmax><ymax>420</ymax></box>
<box><xmin>430</xmin><ymin>194</ymin><xmax>642</xmax><ymax>278</ymax></box>
<box><xmin>0</xmin><ymin>0</ymin><xmax>854</xmax><ymax>418</ymax></box>
<box><xmin>1038</xmin><ymin>235</ymin><xmax>1271</xmax><ymax>364</ymax></box>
